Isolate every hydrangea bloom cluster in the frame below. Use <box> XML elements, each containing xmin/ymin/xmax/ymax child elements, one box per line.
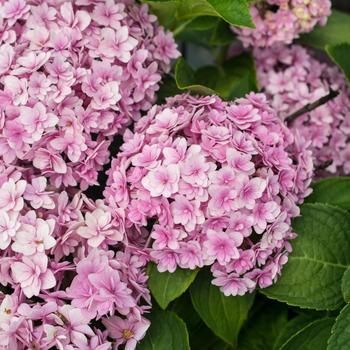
<box><xmin>0</xmin><ymin>163</ymin><xmax>151</xmax><ymax>349</ymax></box>
<box><xmin>0</xmin><ymin>0</ymin><xmax>180</xmax><ymax>190</ymax></box>
<box><xmin>255</xmin><ymin>44</ymin><xmax>350</xmax><ymax>174</ymax></box>
<box><xmin>104</xmin><ymin>93</ymin><xmax>313</xmax><ymax>296</ymax></box>
<box><xmin>233</xmin><ymin>0</ymin><xmax>331</xmax><ymax>48</ymax></box>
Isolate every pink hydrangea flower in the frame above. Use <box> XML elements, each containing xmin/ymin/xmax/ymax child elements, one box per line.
<box><xmin>0</xmin><ymin>0</ymin><xmax>180</xmax><ymax>190</ymax></box>
<box><xmin>103</xmin><ymin>316</ymin><xmax>150</xmax><ymax>350</ymax></box>
<box><xmin>12</xmin><ymin>218</ymin><xmax>56</xmax><ymax>256</ymax></box>
<box><xmin>105</xmin><ymin>93</ymin><xmax>313</xmax><ymax>296</ymax></box>
<box><xmin>77</xmin><ymin>207</ymin><xmax>123</xmax><ymax>248</ymax></box>
<box><xmin>11</xmin><ymin>254</ymin><xmax>56</xmax><ymax>298</ymax></box>
<box><xmin>233</xmin><ymin>0</ymin><xmax>331</xmax><ymax>48</ymax></box>
<box><xmin>0</xmin><ymin>171</ymin><xmax>151</xmax><ymax>348</ymax></box>
<box><xmin>255</xmin><ymin>44</ymin><xmax>350</xmax><ymax>176</ymax></box>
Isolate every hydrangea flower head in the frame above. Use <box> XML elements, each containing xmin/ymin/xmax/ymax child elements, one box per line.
<box><xmin>0</xmin><ymin>0</ymin><xmax>180</xmax><ymax>190</ymax></box>
<box><xmin>255</xmin><ymin>44</ymin><xmax>350</xmax><ymax>175</ymax></box>
<box><xmin>0</xmin><ymin>166</ymin><xmax>151</xmax><ymax>349</ymax></box>
<box><xmin>233</xmin><ymin>0</ymin><xmax>331</xmax><ymax>48</ymax></box>
<box><xmin>105</xmin><ymin>93</ymin><xmax>313</xmax><ymax>296</ymax></box>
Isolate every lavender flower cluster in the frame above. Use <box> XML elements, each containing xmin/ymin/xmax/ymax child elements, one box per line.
<box><xmin>233</xmin><ymin>0</ymin><xmax>331</xmax><ymax>48</ymax></box>
<box><xmin>105</xmin><ymin>93</ymin><xmax>313</xmax><ymax>297</ymax></box>
<box><xmin>255</xmin><ymin>44</ymin><xmax>350</xmax><ymax>175</ymax></box>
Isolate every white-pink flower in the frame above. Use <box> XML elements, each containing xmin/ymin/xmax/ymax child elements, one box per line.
<box><xmin>11</xmin><ymin>254</ymin><xmax>56</xmax><ymax>298</ymax></box>
<box><xmin>103</xmin><ymin>316</ymin><xmax>150</xmax><ymax>350</ymax></box>
<box><xmin>0</xmin><ymin>179</ymin><xmax>26</xmax><ymax>212</ymax></box>
<box><xmin>0</xmin><ymin>210</ymin><xmax>20</xmax><ymax>250</ymax></box>
<box><xmin>99</xmin><ymin>27</ymin><xmax>138</xmax><ymax>62</ymax></box>
<box><xmin>142</xmin><ymin>164</ymin><xmax>180</xmax><ymax>198</ymax></box>
<box><xmin>204</xmin><ymin>229</ymin><xmax>242</xmax><ymax>265</ymax></box>
<box><xmin>171</xmin><ymin>195</ymin><xmax>204</xmax><ymax>232</ymax></box>
<box><xmin>12</xmin><ymin>218</ymin><xmax>56</xmax><ymax>256</ymax></box>
<box><xmin>77</xmin><ymin>208</ymin><xmax>123</xmax><ymax>247</ymax></box>
<box><xmin>24</xmin><ymin>176</ymin><xmax>55</xmax><ymax>209</ymax></box>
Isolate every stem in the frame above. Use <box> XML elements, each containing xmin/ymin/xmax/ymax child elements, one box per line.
<box><xmin>285</xmin><ymin>89</ymin><xmax>339</xmax><ymax>125</ymax></box>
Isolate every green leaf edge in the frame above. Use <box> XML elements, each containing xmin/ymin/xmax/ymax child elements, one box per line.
<box><xmin>325</xmin><ymin>43</ymin><xmax>350</xmax><ymax>85</ymax></box>
<box><xmin>278</xmin><ymin>318</ymin><xmax>335</xmax><ymax>350</ymax></box>
<box><xmin>261</xmin><ymin>203</ymin><xmax>350</xmax><ymax>311</ymax></box>
<box><xmin>326</xmin><ymin>304</ymin><xmax>350</xmax><ymax>350</ymax></box>
<box><xmin>147</xmin><ymin>263</ymin><xmax>199</xmax><ymax>309</ymax></box>
<box><xmin>174</xmin><ymin>58</ymin><xmax>218</xmax><ymax>95</ymax></box>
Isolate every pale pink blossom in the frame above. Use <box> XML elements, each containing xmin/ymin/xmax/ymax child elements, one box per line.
<box><xmin>0</xmin><ymin>210</ymin><xmax>19</xmax><ymax>250</ymax></box>
<box><xmin>11</xmin><ymin>254</ymin><xmax>56</xmax><ymax>298</ymax></box>
<box><xmin>103</xmin><ymin>316</ymin><xmax>150</xmax><ymax>350</ymax></box>
<box><xmin>142</xmin><ymin>164</ymin><xmax>180</xmax><ymax>198</ymax></box>
<box><xmin>0</xmin><ymin>179</ymin><xmax>26</xmax><ymax>212</ymax></box>
<box><xmin>171</xmin><ymin>195</ymin><xmax>204</xmax><ymax>232</ymax></box>
<box><xmin>77</xmin><ymin>208</ymin><xmax>123</xmax><ymax>247</ymax></box>
<box><xmin>99</xmin><ymin>27</ymin><xmax>138</xmax><ymax>63</ymax></box>
<box><xmin>204</xmin><ymin>230</ymin><xmax>242</xmax><ymax>264</ymax></box>
<box><xmin>24</xmin><ymin>176</ymin><xmax>55</xmax><ymax>209</ymax></box>
<box><xmin>12</xmin><ymin>218</ymin><xmax>56</xmax><ymax>256</ymax></box>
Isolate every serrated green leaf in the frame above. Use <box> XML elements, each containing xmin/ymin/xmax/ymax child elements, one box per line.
<box><xmin>300</xmin><ymin>10</ymin><xmax>350</xmax><ymax>49</ymax></box>
<box><xmin>138</xmin><ymin>310</ymin><xmax>190</xmax><ymax>350</ymax></box>
<box><xmin>190</xmin><ymin>269</ymin><xmax>255</xmax><ymax>347</ymax></box>
<box><xmin>306</xmin><ymin>177</ymin><xmax>350</xmax><ymax>209</ymax></box>
<box><xmin>341</xmin><ymin>267</ymin><xmax>350</xmax><ymax>303</ymax></box>
<box><xmin>238</xmin><ymin>301</ymin><xmax>288</xmax><ymax>350</ymax></box>
<box><xmin>263</xmin><ymin>203</ymin><xmax>350</xmax><ymax>310</ymax></box>
<box><xmin>274</xmin><ymin>315</ymin><xmax>318</xmax><ymax>350</ymax></box>
<box><xmin>279</xmin><ymin>318</ymin><xmax>334</xmax><ymax>350</ymax></box>
<box><xmin>327</xmin><ymin>304</ymin><xmax>350</xmax><ymax>350</ymax></box>
<box><xmin>326</xmin><ymin>43</ymin><xmax>350</xmax><ymax>85</ymax></box>
<box><xmin>148</xmin><ymin>263</ymin><xmax>198</xmax><ymax>309</ymax></box>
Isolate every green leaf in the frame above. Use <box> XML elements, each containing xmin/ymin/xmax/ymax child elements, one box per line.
<box><xmin>341</xmin><ymin>267</ymin><xmax>350</xmax><ymax>303</ymax></box>
<box><xmin>274</xmin><ymin>315</ymin><xmax>318</xmax><ymax>350</ymax></box>
<box><xmin>326</xmin><ymin>43</ymin><xmax>350</xmax><ymax>84</ymax></box>
<box><xmin>238</xmin><ymin>301</ymin><xmax>288</xmax><ymax>350</ymax></box>
<box><xmin>263</xmin><ymin>203</ymin><xmax>350</xmax><ymax>310</ymax></box>
<box><xmin>327</xmin><ymin>304</ymin><xmax>350</xmax><ymax>350</ymax></box>
<box><xmin>306</xmin><ymin>177</ymin><xmax>350</xmax><ymax>209</ymax></box>
<box><xmin>210</xmin><ymin>20</ymin><xmax>236</xmax><ymax>46</ymax></box>
<box><xmin>175</xmin><ymin>53</ymin><xmax>257</xmax><ymax>99</ymax></box>
<box><xmin>175</xmin><ymin>58</ymin><xmax>218</xmax><ymax>95</ymax></box>
<box><xmin>138</xmin><ymin>310</ymin><xmax>190</xmax><ymax>350</ymax></box>
<box><xmin>206</xmin><ymin>0</ymin><xmax>254</xmax><ymax>28</ymax></box>
<box><xmin>218</xmin><ymin>53</ymin><xmax>258</xmax><ymax>99</ymax></box>
<box><xmin>300</xmin><ymin>10</ymin><xmax>350</xmax><ymax>49</ymax></box>
<box><xmin>170</xmin><ymin>293</ymin><xmax>232</xmax><ymax>350</ymax></box>
<box><xmin>148</xmin><ymin>263</ymin><xmax>199</xmax><ymax>309</ymax></box>
<box><xmin>190</xmin><ymin>269</ymin><xmax>255</xmax><ymax>347</ymax></box>
<box><xmin>142</xmin><ymin>1</ymin><xmax>178</xmax><ymax>28</ymax></box>
<box><xmin>279</xmin><ymin>318</ymin><xmax>334</xmax><ymax>350</ymax></box>
<box><xmin>145</xmin><ymin>0</ymin><xmax>254</xmax><ymax>28</ymax></box>
<box><xmin>157</xmin><ymin>75</ymin><xmax>182</xmax><ymax>104</ymax></box>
